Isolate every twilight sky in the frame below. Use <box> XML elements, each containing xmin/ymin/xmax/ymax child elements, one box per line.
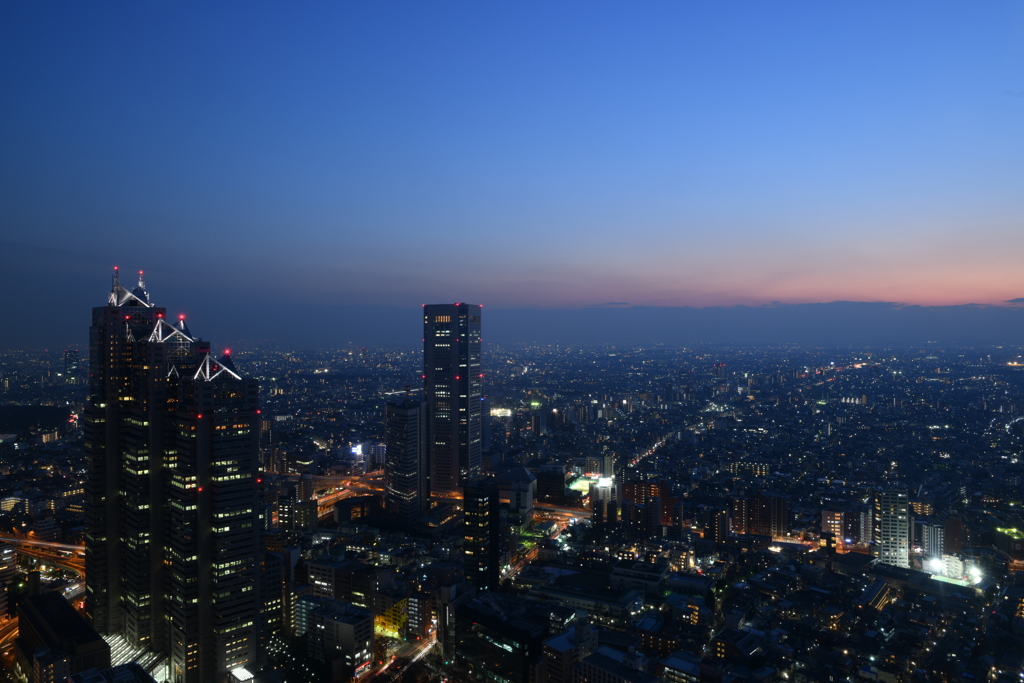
<box><xmin>2</xmin><ymin>2</ymin><xmax>1024</xmax><ymax>347</ymax></box>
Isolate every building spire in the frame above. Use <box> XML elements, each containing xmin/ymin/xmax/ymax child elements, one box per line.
<box><xmin>106</xmin><ymin>266</ymin><xmax>153</xmax><ymax>307</ymax></box>
<box><xmin>132</xmin><ymin>270</ymin><xmax>150</xmax><ymax>304</ymax></box>
<box><xmin>109</xmin><ymin>267</ymin><xmax>121</xmax><ymax>306</ymax></box>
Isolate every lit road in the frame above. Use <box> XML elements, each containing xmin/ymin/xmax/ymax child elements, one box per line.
<box><xmin>0</xmin><ymin>618</ymin><xmax>19</xmax><ymax>646</ymax></box>
<box><xmin>535</xmin><ymin>503</ymin><xmax>590</xmax><ymax>517</ymax></box>
<box><xmin>317</xmin><ymin>488</ymin><xmax>359</xmax><ymax>519</ymax></box>
<box><xmin>0</xmin><ymin>616</ymin><xmax>19</xmax><ymax>671</ymax></box>
<box><xmin>3</xmin><ymin>543</ymin><xmax>85</xmax><ymax>576</ymax></box>
<box><xmin>0</xmin><ymin>537</ymin><xmax>85</xmax><ymax>554</ymax></box>
<box><xmin>503</xmin><ymin>545</ymin><xmax>539</xmax><ymax>581</ymax></box>
<box><xmin>366</xmin><ymin>633</ymin><xmax>437</xmax><ymax>681</ymax></box>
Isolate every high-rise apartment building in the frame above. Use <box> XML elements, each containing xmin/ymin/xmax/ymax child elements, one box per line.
<box><xmin>732</xmin><ymin>492</ymin><xmax>790</xmax><ymax>538</ymax></box>
<box><xmin>707</xmin><ymin>509</ymin><xmax>729</xmax><ymax>544</ymax></box>
<box><xmin>423</xmin><ymin>304</ymin><xmax>482</xmax><ymax>493</ymax></box>
<box><xmin>384</xmin><ymin>399</ymin><xmax>428</xmax><ymax>526</ymax></box>
<box><xmin>917</xmin><ymin>520</ymin><xmax>945</xmax><ymax>559</ymax></box>
<box><xmin>874</xmin><ymin>489</ymin><xmax>910</xmax><ymax>568</ymax></box>
<box><xmin>84</xmin><ymin>268</ymin><xmax>261</xmax><ymax>683</ymax></box>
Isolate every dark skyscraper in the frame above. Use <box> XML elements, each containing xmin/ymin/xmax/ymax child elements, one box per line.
<box><xmin>63</xmin><ymin>348</ymin><xmax>80</xmax><ymax>384</ymax></box>
<box><xmin>384</xmin><ymin>398</ymin><xmax>428</xmax><ymax>526</ymax></box>
<box><xmin>84</xmin><ymin>268</ymin><xmax>261</xmax><ymax>683</ymax></box>
<box><xmin>462</xmin><ymin>476</ymin><xmax>500</xmax><ymax>591</ymax></box>
<box><xmin>423</xmin><ymin>303</ymin><xmax>482</xmax><ymax>493</ymax></box>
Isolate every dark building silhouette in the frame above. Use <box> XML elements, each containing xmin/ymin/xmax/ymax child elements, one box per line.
<box><xmin>384</xmin><ymin>398</ymin><xmax>428</xmax><ymax>525</ymax></box>
<box><xmin>333</xmin><ymin>496</ymin><xmax>380</xmax><ymax>525</ymax></box>
<box><xmin>454</xmin><ymin>596</ymin><xmax>545</xmax><ymax>683</ymax></box>
<box><xmin>623</xmin><ymin>478</ymin><xmax>679</xmax><ymax>526</ymax></box>
<box><xmin>463</xmin><ymin>476</ymin><xmax>501</xmax><ymax>591</ymax></box>
<box><xmin>731</xmin><ymin>491</ymin><xmax>790</xmax><ymax>538</ymax></box>
<box><xmin>14</xmin><ymin>591</ymin><xmax>111</xmax><ymax>681</ymax></box>
<box><xmin>63</xmin><ymin>349</ymin><xmax>80</xmax><ymax>383</ymax></box>
<box><xmin>944</xmin><ymin>515</ymin><xmax>963</xmax><ymax>555</ymax></box>
<box><xmin>707</xmin><ymin>509</ymin><xmax>729</xmax><ymax>544</ymax></box>
<box><xmin>84</xmin><ymin>268</ymin><xmax>261</xmax><ymax>683</ymax></box>
<box><xmin>424</xmin><ymin>303</ymin><xmax>482</xmax><ymax>493</ymax></box>
<box><xmin>536</xmin><ymin>464</ymin><xmax>567</xmax><ymax>504</ymax></box>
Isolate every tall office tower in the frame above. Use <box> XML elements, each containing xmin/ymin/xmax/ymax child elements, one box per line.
<box><xmin>714</xmin><ymin>362</ymin><xmax>727</xmax><ymax>380</ymax></box>
<box><xmin>63</xmin><ymin>349</ymin><xmax>80</xmax><ymax>384</ymax></box>
<box><xmin>384</xmin><ymin>399</ymin><xmax>428</xmax><ymax>526</ymax></box>
<box><xmin>423</xmin><ymin>303</ymin><xmax>482</xmax><ymax>493</ymax></box>
<box><xmin>463</xmin><ymin>476</ymin><xmax>500</xmax><ymax>591</ymax></box>
<box><xmin>874</xmin><ymin>490</ymin><xmax>910</xmax><ymax>568</ymax></box>
<box><xmin>84</xmin><ymin>268</ymin><xmax>261</xmax><ymax>683</ymax></box>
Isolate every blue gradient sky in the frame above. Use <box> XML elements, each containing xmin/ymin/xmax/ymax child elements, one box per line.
<box><xmin>3</xmin><ymin>2</ymin><xmax>1024</xmax><ymax>319</ymax></box>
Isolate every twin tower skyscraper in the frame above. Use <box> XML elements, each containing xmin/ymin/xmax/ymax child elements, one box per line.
<box><xmin>384</xmin><ymin>303</ymin><xmax>483</xmax><ymax>526</ymax></box>
<box><xmin>84</xmin><ymin>269</ymin><xmax>261</xmax><ymax>683</ymax></box>
<box><xmin>84</xmin><ymin>270</ymin><xmax>482</xmax><ymax>683</ymax></box>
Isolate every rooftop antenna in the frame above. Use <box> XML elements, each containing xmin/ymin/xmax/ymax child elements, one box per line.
<box><xmin>112</xmin><ymin>266</ymin><xmax>120</xmax><ymax>290</ymax></box>
<box><xmin>138</xmin><ymin>270</ymin><xmax>145</xmax><ymax>290</ymax></box>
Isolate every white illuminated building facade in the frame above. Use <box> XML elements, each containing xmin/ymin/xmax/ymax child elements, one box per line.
<box><xmin>874</xmin><ymin>490</ymin><xmax>910</xmax><ymax>568</ymax></box>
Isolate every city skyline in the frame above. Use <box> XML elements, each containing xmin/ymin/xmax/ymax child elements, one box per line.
<box><xmin>3</xmin><ymin>291</ymin><xmax>1024</xmax><ymax>681</ymax></box>
<box><xmin>4</xmin><ymin>4</ymin><xmax>1024</xmax><ymax>680</ymax></box>
<box><xmin>3</xmin><ymin>2</ymin><xmax>1024</xmax><ymax>342</ymax></box>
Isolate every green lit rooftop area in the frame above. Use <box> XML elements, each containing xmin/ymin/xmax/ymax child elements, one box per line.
<box><xmin>569</xmin><ymin>477</ymin><xmax>598</xmax><ymax>494</ymax></box>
